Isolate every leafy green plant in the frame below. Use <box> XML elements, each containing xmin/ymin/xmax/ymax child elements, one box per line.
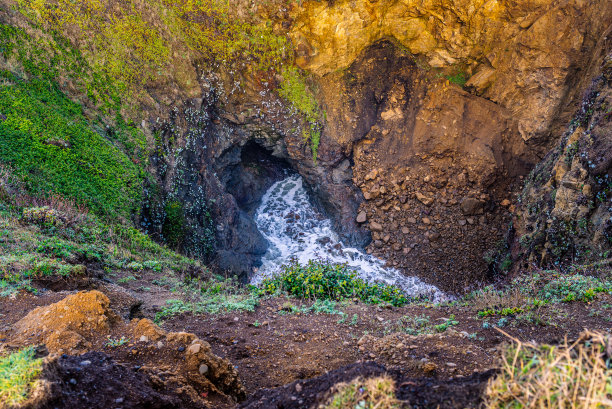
<box><xmin>434</xmin><ymin>315</ymin><xmax>459</xmax><ymax>332</ymax></box>
<box><xmin>445</xmin><ymin>71</ymin><xmax>468</xmax><ymax>87</ymax></box>
<box><xmin>259</xmin><ymin>259</ymin><xmax>414</xmax><ymax>307</ymax></box>
<box><xmin>105</xmin><ymin>336</ymin><xmax>130</xmax><ymax>348</ymax></box>
<box><xmin>0</xmin><ymin>347</ymin><xmax>43</xmax><ymax>406</ymax></box>
<box><xmin>399</xmin><ymin>314</ymin><xmax>431</xmax><ymax>335</ymax></box>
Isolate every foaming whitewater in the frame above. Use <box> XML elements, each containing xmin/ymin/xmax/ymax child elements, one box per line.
<box><xmin>250</xmin><ymin>175</ymin><xmax>445</xmax><ymax>301</ymax></box>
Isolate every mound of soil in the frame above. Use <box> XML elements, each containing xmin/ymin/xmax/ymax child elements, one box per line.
<box><xmin>6</xmin><ymin>291</ymin><xmax>246</xmax><ymax>406</ymax></box>
<box><xmin>33</xmin><ymin>352</ymin><xmax>199</xmax><ymax>409</ymax></box>
<box><xmin>12</xmin><ymin>291</ymin><xmax>119</xmax><ymax>355</ymax></box>
<box><xmin>239</xmin><ymin>361</ymin><xmax>496</xmax><ymax>409</ymax></box>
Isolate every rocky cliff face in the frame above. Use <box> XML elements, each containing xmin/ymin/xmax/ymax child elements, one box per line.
<box><xmin>4</xmin><ymin>0</ymin><xmax>609</xmax><ymax>291</ymax></box>
<box><xmin>139</xmin><ymin>0</ymin><xmax>611</xmax><ymax>291</ymax></box>
<box><xmin>516</xmin><ymin>50</ymin><xmax>612</xmax><ymax>268</ymax></box>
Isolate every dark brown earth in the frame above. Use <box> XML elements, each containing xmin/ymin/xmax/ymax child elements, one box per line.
<box><xmin>2</xmin><ymin>269</ymin><xmax>611</xmax><ymax>408</ymax></box>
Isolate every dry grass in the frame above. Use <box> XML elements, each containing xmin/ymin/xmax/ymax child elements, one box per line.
<box><xmin>320</xmin><ymin>375</ymin><xmax>403</xmax><ymax>409</ymax></box>
<box><xmin>484</xmin><ymin>329</ymin><xmax>612</xmax><ymax>408</ymax></box>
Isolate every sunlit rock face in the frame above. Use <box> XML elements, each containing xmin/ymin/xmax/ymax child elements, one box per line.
<box><xmin>289</xmin><ymin>0</ymin><xmax>611</xmax><ymax>143</ymax></box>
<box><xmin>266</xmin><ymin>0</ymin><xmax>611</xmax><ymax>292</ymax></box>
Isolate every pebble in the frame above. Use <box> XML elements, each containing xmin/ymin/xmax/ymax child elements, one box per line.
<box><xmin>69</xmin><ymin>378</ymin><xmax>77</xmax><ymax>385</ymax></box>
<box><xmin>446</xmin><ymin>362</ymin><xmax>457</xmax><ymax>367</ymax></box>
<box><xmin>356</xmin><ymin>211</ymin><xmax>367</xmax><ymax>223</ymax></box>
<box><xmin>188</xmin><ymin>344</ymin><xmax>201</xmax><ymax>354</ymax></box>
<box><xmin>80</xmin><ymin>360</ymin><xmax>91</xmax><ymax>366</ymax></box>
<box><xmin>199</xmin><ymin>364</ymin><xmax>209</xmax><ymax>375</ymax></box>
<box><xmin>115</xmin><ymin>398</ymin><xmax>124</xmax><ymax>404</ymax></box>
<box><xmin>295</xmin><ymin>383</ymin><xmax>303</xmax><ymax>393</ymax></box>
<box><xmin>139</xmin><ymin>336</ymin><xmax>148</xmax><ymax>342</ymax></box>
<box><xmin>370</xmin><ymin>222</ymin><xmax>383</xmax><ymax>232</ymax></box>
<box><xmin>177</xmin><ymin>346</ymin><xmax>185</xmax><ymax>352</ymax></box>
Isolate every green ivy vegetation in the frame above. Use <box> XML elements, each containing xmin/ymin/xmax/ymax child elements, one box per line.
<box><xmin>278</xmin><ymin>67</ymin><xmax>322</xmax><ymax>162</ymax></box>
<box><xmin>258</xmin><ymin>259</ymin><xmax>415</xmax><ymax>306</ymax></box>
<box><xmin>0</xmin><ymin>25</ymin><xmax>146</xmax><ymax>219</ymax></box>
<box><xmin>0</xmin><ymin>72</ymin><xmax>143</xmax><ymax>218</ymax></box>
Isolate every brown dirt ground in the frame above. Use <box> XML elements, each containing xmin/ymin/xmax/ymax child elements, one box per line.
<box><xmin>1</xmin><ymin>274</ymin><xmax>611</xmax><ymax>408</ymax></box>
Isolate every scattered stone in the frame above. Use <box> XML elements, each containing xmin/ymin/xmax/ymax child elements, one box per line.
<box><xmin>460</xmin><ymin>198</ymin><xmax>485</xmax><ymax>215</ymax></box>
<box><xmin>80</xmin><ymin>360</ymin><xmax>91</xmax><ymax>366</ymax></box>
<box><xmin>199</xmin><ymin>364</ymin><xmax>209</xmax><ymax>375</ymax></box>
<box><xmin>428</xmin><ymin>232</ymin><xmax>441</xmax><ymax>241</ymax></box>
<box><xmin>295</xmin><ymin>383</ymin><xmax>303</xmax><ymax>393</ymax></box>
<box><xmin>423</xmin><ymin>362</ymin><xmax>437</xmax><ymax>373</ymax></box>
<box><xmin>187</xmin><ymin>343</ymin><xmax>201</xmax><ymax>354</ymax></box>
<box><xmin>365</xmin><ymin>169</ymin><xmax>379</xmax><ymax>181</ymax></box>
<box><xmin>370</xmin><ymin>222</ymin><xmax>383</xmax><ymax>232</ymax></box>
<box><xmin>356</xmin><ymin>211</ymin><xmax>367</xmax><ymax>223</ymax></box>
<box><xmin>415</xmin><ymin>192</ymin><xmax>434</xmax><ymax>206</ymax></box>
<box><xmin>422</xmin><ymin>217</ymin><xmax>431</xmax><ymax>225</ymax></box>
<box><xmin>501</xmin><ymin>199</ymin><xmax>511</xmax><ymax>207</ymax></box>
<box><xmin>139</xmin><ymin>335</ymin><xmax>149</xmax><ymax>342</ymax></box>
<box><xmin>407</xmin><ymin>217</ymin><xmax>417</xmax><ymax>224</ymax></box>
<box><xmin>401</xmin><ymin>227</ymin><xmax>410</xmax><ymax>234</ymax></box>
<box><xmin>446</xmin><ymin>362</ymin><xmax>457</xmax><ymax>368</ymax></box>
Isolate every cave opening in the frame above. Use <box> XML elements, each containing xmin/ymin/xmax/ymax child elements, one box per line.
<box><xmin>224</xmin><ymin>140</ymin><xmax>295</xmax><ymax>215</ymax></box>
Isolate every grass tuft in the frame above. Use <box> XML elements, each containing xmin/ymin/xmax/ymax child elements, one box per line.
<box><xmin>0</xmin><ymin>347</ymin><xmax>43</xmax><ymax>407</ymax></box>
<box><xmin>322</xmin><ymin>376</ymin><xmax>402</xmax><ymax>409</ymax></box>
<box><xmin>485</xmin><ymin>330</ymin><xmax>612</xmax><ymax>408</ymax></box>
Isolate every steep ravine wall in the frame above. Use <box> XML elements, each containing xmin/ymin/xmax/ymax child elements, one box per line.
<box><xmin>2</xmin><ymin>0</ymin><xmax>610</xmax><ymax>292</ymax></box>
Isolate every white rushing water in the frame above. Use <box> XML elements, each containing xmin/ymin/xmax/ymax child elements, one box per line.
<box><xmin>250</xmin><ymin>175</ymin><xmax>445</xmax><ymax>301</ymax></box>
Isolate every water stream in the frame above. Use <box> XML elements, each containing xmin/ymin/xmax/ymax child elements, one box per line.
<box><xmin>250</xmin><ymin>175</ymin><xmax>444</xmax><ymax>300</ymax></box>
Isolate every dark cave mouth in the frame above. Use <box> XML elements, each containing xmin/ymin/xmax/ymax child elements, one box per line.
<box><xmin>224</xmin><ymin>140</ymin><xmax>295</xmax><ymax>215</ymax></box>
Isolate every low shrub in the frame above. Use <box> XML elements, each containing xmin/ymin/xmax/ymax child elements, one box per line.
<box><xmin>259</xmin><ymin>259</ymin><xmax>412</xmax><ymax>307</ymax></box>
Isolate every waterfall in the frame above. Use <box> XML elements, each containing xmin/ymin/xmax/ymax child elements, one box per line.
<box><xmin>250</xmin><ymin>175</ymin><xmax>444</xmax><ymax>300</ymax></box>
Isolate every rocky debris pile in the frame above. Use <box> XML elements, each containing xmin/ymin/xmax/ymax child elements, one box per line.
<box><xmin>353</xmin><ymin>157</ymin><xmax>515</xmax><ymax>292</ymax></box>
<box><xmin>6</xmin><ymin>291</ymin><xmax>246</xmax><ymax>406</ymax></box>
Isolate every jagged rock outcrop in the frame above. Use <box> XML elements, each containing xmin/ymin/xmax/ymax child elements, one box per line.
<box><xmin>516</xmin><ymin>51</ymin><xmax>612</xmax><ymax>267</ymax></box>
